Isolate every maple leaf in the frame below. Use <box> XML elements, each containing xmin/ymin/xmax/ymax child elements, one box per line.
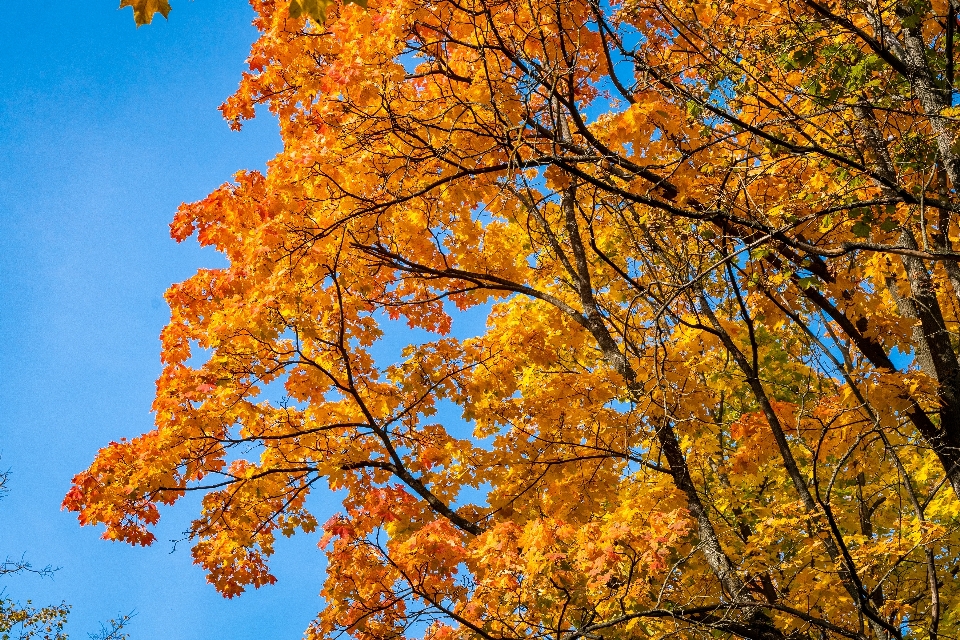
<box><xmin>119</xmin><ymin>0</ymin><xmax>171</xmax><ymax>26</ymax></box>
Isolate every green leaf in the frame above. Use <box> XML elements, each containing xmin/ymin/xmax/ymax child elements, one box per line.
<box><xmin>290</xmin><ymin>0</ymin><xmax>366</xmax><ymax>23</ymax></box>
<box><xmin>901</xmin><ymin>12</ymin><xmax>922</xmax><ymax>28</ymax></box>
<box><xmin>879</xmin><ymin>219</ymin><xmax>900</xmax><ymax>232</ymax></box>
<box><xmin>851</xmin><ymin>221</ymin><xmax>871</xmax><ymax>237</ymax></box>
<box><xmin>119</xmin><ymin>0</ymin><xmax>171</xmax><ymax>26</ymax></box>
<box><xmin>791</xmin><ymin>49</ymin><xmax>815</xmax><ymax>68</ymax></box>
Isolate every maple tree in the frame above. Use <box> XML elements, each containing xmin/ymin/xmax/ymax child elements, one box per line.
<box><xmin>71</xmin><ymin>0</ymin><xmax>960</xmax><ymax>637</ymax></box>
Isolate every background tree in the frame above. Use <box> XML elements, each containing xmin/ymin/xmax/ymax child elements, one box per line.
<box><xmin>69</xmin><ymin>0</ymin><xmax>960</xmax><ymax>637</ymax></box>
<box><xmin>1</xmin><ymin>470</ymin><xmax>132</xmax><ymax>640</ymax></box>
<box><xmin>1</xmin><ymin>470</ymin><xmax>71</xmax><ymax>640</ymax></box>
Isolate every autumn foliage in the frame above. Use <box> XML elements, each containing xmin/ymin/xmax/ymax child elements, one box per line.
<box><xmin>70</xmin><ymin>0</ymin><xmax>960</xmax><ymax>637</ymax></box>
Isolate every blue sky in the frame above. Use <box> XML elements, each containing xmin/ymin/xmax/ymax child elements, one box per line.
<box><xmin>0</xmin><ymin>1</ymin><xmax>342</xmax><ymax>637</ymax></box>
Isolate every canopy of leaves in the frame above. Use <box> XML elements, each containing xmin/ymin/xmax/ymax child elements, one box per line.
<box><xmin>0</xmin><ymin>600</ymin><xmax>70</xmax><ymax>640</ymax></box>
<box><xmin>73</xmin><ymin>0</ymin><xmax>960</xmax><ymax>638</ymax></box>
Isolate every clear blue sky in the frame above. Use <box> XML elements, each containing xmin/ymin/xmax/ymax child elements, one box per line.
<box><xmin>0</xmin><ymin>2</ymin><xmax>339</xmax><ymax>637</ymax></box>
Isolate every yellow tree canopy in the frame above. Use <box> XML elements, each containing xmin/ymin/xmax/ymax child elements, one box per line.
<box><xmin>73</xmin><ymin>0</ymin><xmax>960</xmax><ymax>637</ymax></box>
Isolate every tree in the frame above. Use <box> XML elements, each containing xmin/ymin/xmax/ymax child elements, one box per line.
<box><xmin>0</xmin><ymin>469</ymin><xmax>69</xmax><ymax>640</ymax></box>
<box><xmin>68</xmin><ymin>0</ymin><xmax>960</xmax><ymax>637</ymax></box>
